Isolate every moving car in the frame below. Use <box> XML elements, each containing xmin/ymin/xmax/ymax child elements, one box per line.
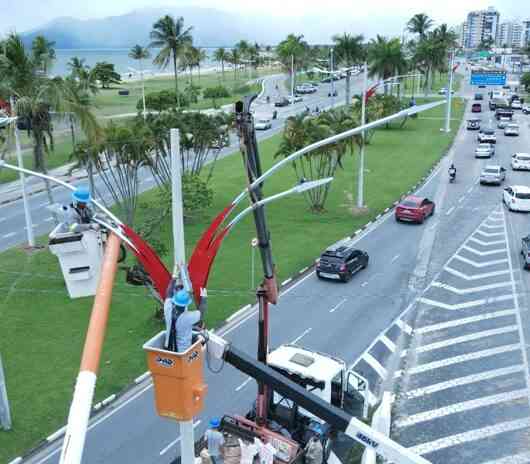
<box><xmin>474</xmin><ymin>93</ymin><xmax>484</xmax><ymax>100</ymax></box>
<box><xmin>295</xmin><ymin>84</ymin><xmax>317</xmax><ymax>94</ymax></box>
<box><xmin>479</xmin><ymin>165</ymin><xmax>506</xmax><ymax>185</ymax></box>
<box><xmin>288</xmin><ymin>95</ymin><xmax>303</xmax><ymax>104</ymax></box>
<box><xmin>438</xmin><ymin>87</ymin><xmax>455</xmax><ymax>95</ymax></box>
<box><xmin>495</xmin><ymin>108</ymin><xmax>514</xmax><ymax>120</ymax></box>
<box><xmin>511</xmin><ymin>153</ymin><xmax>530</xmax><ymax>171</ymax></box>
<box><xmin>316</xmin><ymin>245</ymin><xmax>369</xmax><ymax>282</ymax></box>
<box><xmin>511</xmin><ymin>100</ymin><xmax>523</xmax><ymax>110</ymax></box>
<box><xmin>503</xmin><ymin>185</ymin><xmax>530</xmax><ymax>212</ymax></box>
<box><xmin>471</xmin><ymin>103</ymin><xmax>482</xmax><ymax>113</ymax></box>
<box><xmin>395</xmin><ymin>195</ymin><xmax>435</xmax><ymax>223</ymax></box>
<box><xmin>521</xmin><ymin>235</ymin><xmax>530</xmax><ymax>269</ymax></box>
<box><xmin>504</xmin><ymin>123</ymin><xmax>519</xmax><ymax>136</ymax></box>
<box><xmin>497</xmin><ymin>117</ymin><xmax>511</xmax><ymax>129</ymax></box>
<box><xmin>475</xmin><ymin>143</ymin><xmax>495</xmax><ymax>158</ymax></box>
<box><xmin>523</xmin><ymin>105</ymin><xmax>530</xmax><ymax>115</ymax></box>
<box><xmin>255</xmin><ymin>119</ymin><xmax>272</xmax><ymax>130</ymax></box>
<box><xmin>274</xmin><ymin>98</ymin><xmax>289</xmax><ymax>107</ymax></box>
<box><xmin>477</xmin><ymin>128</ymin><xmax>496</xmax><ymax>143</ymax></box>
<box><xmin>467</xmin><ymin>119</ymin><xmax>481</xmax><ymax>130</ymax></box>
<box><xmin>328</xmin><ymin>90</ymin><xmax>338</xmax><ymax>97</ymax></box>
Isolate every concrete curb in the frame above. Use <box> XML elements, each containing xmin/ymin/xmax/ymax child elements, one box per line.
<box><xmin>46</xmin><ymin>425</ymin><xmax>66</xmax><ymax>442</ymax></box>
<box><xmin>7</xmin><ymin>458</ymin><xmax>23</xmax><ymax>464</ymax></box>
<box><xmin>134</xmin><ymin>371</ymin><xmax>151</xmax><ymax>384</ymax></box>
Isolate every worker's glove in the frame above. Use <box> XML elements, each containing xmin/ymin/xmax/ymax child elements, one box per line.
<box><xmin>200</xmin><ymin>287</ymin><xmax>207</xmax><ymax>299</ymax></box>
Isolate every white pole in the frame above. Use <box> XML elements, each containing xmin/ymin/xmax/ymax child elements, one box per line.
<box><xmin>357</xmin><ymin>62</ymin><xmax>368</xmax><ymax>209</ymax></box>
<box><xmin>11</xmin><ymin>99</ymin><xmax>35</xmax><ymax>247</ymax></box>
<box><xmin>290</xmin><ymin>54</ymin><xmax>295</xmax><ymax>103</ymax></box>
<box><xmin>331</xmin><ymin>48</ymin><xmax>335</xmax><ymax>107</ymax></box>
<box><xmin>0</xmin><ymin>353</ymin><xmax>12</xmax><ymax>430</ymax></box>
<box><xmin>444</xmin><ymin>50</ymin><xmax>455</xmax><ymax>133</ymax></box>
<box><xmin>141</xmin><ymin>59</ymin><xmax>146</xmax><ymax>120</ymax></box>
<box><xmin>170</xmin><ymin>128</ymin><xmax>196</xmax><ymax>464</ymax></box>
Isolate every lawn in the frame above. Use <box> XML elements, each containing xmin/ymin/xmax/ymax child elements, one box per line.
<box><xmin>0</xmin><ymin>98</ymin><xmax>465</xmax><ymax>462</ymax></box>
<box><xmin>94</xmin><ymin>66</ymin><xmax>280</xmax><ymax>118</ymax></box>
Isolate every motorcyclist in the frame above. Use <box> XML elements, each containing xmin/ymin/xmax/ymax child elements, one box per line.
<box><xmin>448</xmin><ymin>163</ymin><xmax>456</xmax><ymax>180</ymax></box>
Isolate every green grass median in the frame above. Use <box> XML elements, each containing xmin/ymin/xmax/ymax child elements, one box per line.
<box><xmin>0</xmin><ymin>98</ymin><xmax>464</xmax><ymax>462</ymax></box>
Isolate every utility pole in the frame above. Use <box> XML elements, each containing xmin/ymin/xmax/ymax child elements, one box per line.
<box><xmin>0</xmin><ymin>353</ymin><xmax>11</xmax><ymax>430</ymax></box>
<box><xmin>140</xmin><ymin>59</ymin><xmax>147</xmax><ymax>120</ymax></box>
<box><xmin>290</xmin><ymin>54</ymin><xmax>295</xmax><ymax>103</ymax></box>
<box><xmin>357</xmin><ymin>62</ymin><xmax>368</xmax><ymax>209</ymax></box>
<box><xmin>170</xmin><ymin>128</ymin><xmax>196</xmax><ymax>464</ymax></box>
<box><xmin>330</xmin><ymin>48</ymin><xmax>335</xmax><ymax>107</ymax></box>
<box><xmin>11</xmin><ymin>98</ymin><xmax>35</xmax><ymax>247</ymax></box>
<box><xmin>444</xmin><ymin>50</ymin><xmax>455</xmax><ymax>133</ymax></box>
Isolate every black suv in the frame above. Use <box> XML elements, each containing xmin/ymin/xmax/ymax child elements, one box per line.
<box><xmin>316</xmin><ymin>246</ymin><xmax>369</xmax><ymax>282</ymax></box>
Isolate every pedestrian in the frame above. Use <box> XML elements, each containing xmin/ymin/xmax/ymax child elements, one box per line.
<box><xmin>60</xmin><ymin>187</ymin><xmax>96</xmax><ymax>233</ymax></box>
<box><xmin>164</xmin><ymin>280</ymin><xmax>207</xmax><ymax>352</ymax></box>
<box><xmin>205</xmin><ymin>418</ymin><xmax>225</xmax><ymax>464</ymax></box>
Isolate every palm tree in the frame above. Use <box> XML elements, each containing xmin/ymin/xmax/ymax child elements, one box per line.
<box><xmin>67</xmin><ymin>57</ymin><xmax>88</xmax><ymax>78</ymax></box>
<box><xmin>0</xmin><ymin>34</ymin><xmax>100</xmax><ymax>207</ymax></box>
<box><xmin>367</xmin><ymin>36</ymin><xmax>407</xmax><ymax>93</ymax></box>
<box><xmin>129</xmin><ymin>45</ymin><xmax>150</xmax><ymax>119</ymax></box>
<box><xmin>332</xmin><ymin>33</ymin><xmax>365</xmax><ymax>104</ymax></box>
<box><xmin>235</xmin><ymin>40</ymin><xmax>250</xmax><ymax>73</ymax></box>
<box><xmin>31</xmin><ymin>35</ymin><xmax>56</xmax><ymax>75</ymax></box>
<box><xmin>276</xmin><ymin>34</ymin><xmax>309</xmax><ymax>93</ymax></box>
<box><xmin>228</xmin><ymin>48</ymin><xmax>241</xmax><ymax>80</ymax></box>
<box><xmin>214</xmin><ymin>47</ymin><xmax>229</xmax><ymax>80</ymax></box>
<box><xmin>196</xmin><ymin>47</ymin><xmax>207</xmax><ymax>81</ymax></box>
<box><xmin>149</xmin><ymin>15</ymin><xmax>193</xmax><ymax>108</ymax></box>
<box><xmin>407</xmin><ymin>13</ymin><xmax>434</xmax><ymax>38</ymax></box>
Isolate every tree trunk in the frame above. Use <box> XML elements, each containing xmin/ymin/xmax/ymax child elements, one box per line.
<box><xmin>345</xmin><ymin>71</ymin><xmax>351</xmax><ymax>106</ymax></box>
<box><xmin>173</xmin><ymin>52</ymin><xmax>180</xmax><ymax>108</ymax></box>
<box><xmin>221</xmin><ymin>60</ymin><xmax>225</xmax><ymax>81</ymax></box>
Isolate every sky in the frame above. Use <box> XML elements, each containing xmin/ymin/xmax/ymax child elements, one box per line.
<box><xmin>0</xmin><ymin>0</ymin><xmax>528</xmax><ymax>36</ymax></box>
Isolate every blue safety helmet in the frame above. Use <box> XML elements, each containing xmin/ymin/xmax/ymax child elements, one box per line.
<box><xmin>209</xmin><ymin>418</ymin><xmax>221</xmax><ymax>428</ymax></box>
<box><xmin>72</xmin><ymin>188</ymin><xmax>91</xmax><ymax>205</ymax></box>
<box><xmin>172</xmin><ymin>289</ymin><xmax>192</xmax><ymax>308</ymax></box>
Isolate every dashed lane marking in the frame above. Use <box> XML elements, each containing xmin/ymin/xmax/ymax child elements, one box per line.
<box><xmin>430</xmin><ymin>281</ymin><xmax>512</xmax><ymax>295</ymax></box>
<box><xmin>235</xmin><ymin>377</ymin><xmax>253</xmax><ymax>392</ymax></box>
<box><xmin>407</xmin><ymin>343</ymin><xmax>522</xmax><ymax>375</ymax></box>
<box><xmin>407</xmin><ymin>417</ymin><xmax>530</xmax><ymax>456</ymax></box>
<box><xmin>364</xmin><ymin>353</ymin><xmax>387</xmax><ymax>379</ymax></box>
<box><xmin>446</xmin><ymin>206</ymin><xmax>456</xmax><ymax>216</ymax></box>
<box><xmin>291</xmin><ymin>328</ymin><xmax>312</xmax><ymax>344</ymax></box>
<box><xmin>329</xmin><ymin>298</ymin><xmax>347</xmax><ymax>313</ymax></box>
<box><xmin>458</xmin><ymin>196</ymin><xmax>466</xmax><ymax>203</ymax></box>
<box><xmin>467</xmin><ymin>186</ymin><xmax>474</xmax><ymax>193</ymax></box>
<box><xmin>481</xmin><ymin>451</ymin><xmax>530</xmax><ymax>464</ymax></box>
<box><xmin>453</xmin><ymin>255</ymin><xmax>508</xmax><ymax>268</ymax></box>
<box><xmin>396</xmin><ymin>389</ymin><xmax>528</xmax><ymax>429</ymax></box>
<box><xmin>159</xmin><ymin>420</ymin><xmax>201</xmax><ymax>455</ymax></box>
<box><xmin>391</xmin><ymin>254</ymin><xmax>400</xmax><ymax>263</ymax></box>
<box><xmin>2</xmin><ymin>232</ymin><xmax>16</xmax><ymax>239</ymax></box>
<box><xmin>403</xmin><ymin>365</ymin><xmax>524</xmax><ymax>399</ymax></box>
<box><xmin>416</xmin><ymin>309</ymin><xmax>517</xmax><ymax>334</ymax></box>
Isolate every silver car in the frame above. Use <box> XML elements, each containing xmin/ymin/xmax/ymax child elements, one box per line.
<box><xmin>475</xmin><ymin>143</ymin><xmax>495</xmax><ymax>158</ymax></box>
<box><xmin>254</xmin><ymin>119</ymin><xmax>272</xmax><ymax>130</ymax></box>
<box><xmin>479</xmin><ymin>165</ymin><xmax>506</xmax><ymax>185</ymax></box>
<box><xmin>504</xmin><ymin>124</ymin><xmax>519</xmax><ymax>136</ymax></box>
<box><xmin>497</xmin><ymin>117</ymin><xmax>511</xmax><ymax>129</ymax></box>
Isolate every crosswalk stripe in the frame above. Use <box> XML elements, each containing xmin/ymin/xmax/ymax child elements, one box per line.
<box><xmin>431</xmin><ymin>281</ymin><xmax>512</xmax><ymax>294</ymax></box>
<box><xmin>403</xmin><ymin>364</ymin><xmax>524</xmax><ymax>399</ymax></box>
<box><xmin>475</xmin><ymin>230</ymin><xmax>505</xmax><ymax>238</ymax></box>
<box><xmin>363</xmin><ymin>353</ymin><xmax>387</xmax><ymax>379</ymax></box>
<box><xmin>444</xmin><ymin>266</ymin><xmax>510</xmax><ymax>280</ymax></box>
<box><xmin>396</xmin><ymin>389</ymin><xmax>528</xmax><ymax>428</ymax></box>
<box><xmin>380</xmin><ymin>335</ymin><xmax>396</xmax><ymax>353</ymax></box>
<box><xmin>396</xmin><ymin>319</ymin><xmax>413</xmax><ymax>335</ymax></box>
<box><xmin>462</xmin><ymin>245</ymin><xmax>507</xmax><ymax>256</ymax></box>
<box><xmin>453</xmin><ymin>255</ymin><xmax>508</xmax><ymax>268</ymax></box>
<box><xmin>418</xmin><ymin>294</ymin><xmax>513</xmax><ymax>311</ymax></box>
<box><xmin>469</xmin><ymin>237</ymin><xmax>506</xmax><ymax>246</ymax></box>
<box><xmin>416</xmin><ymin>309</ymin><xmax>517</xmax><ymax>334</ymax></box>
<box><xmin>481</xmin><ymin>451</ymin><xmax>530</xmax><ymax>464</ymax></box>
<box><xmin>408</xmin><ymin>417</ymin><xmax>530</xmax><ymax>455</ymax></box>
<box><xmin>408</xmin><ymin>343</ymin><xmax>521</xmax><ymax>375</ymax></box>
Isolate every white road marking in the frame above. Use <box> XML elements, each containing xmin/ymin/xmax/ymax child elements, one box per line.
<box><xmin>44</xmin><ymin>217</ymin><xmax>54</xmax><ymax>222</ymax></box>
<box><xmin>481</xmin><ymin>451</ymin><xmax>530</xmax><ymax>464</ymax></box>
<box><xmin>458</xmin><ymin>196</ymin><xmax>466</xmax><ymax>203</ymax></box>
<box><xmin>391</xmin><ymin>254</ymin><xmax>400</xmax><ymax>263</ymax></box>
<box><xmin>0</xmin><ymin>217</ymin><xmax>6</xmax><ymax>223</ymax></box>
<box><xmin>235</xmin><ymin>377</ymin><xmax>253</xmax><ymax>392</ymax></box>
<box><xmin>446</xmin><ymin>206</ymin><xmax>456</xmax><ymax>216</ymax></box>
<box><xmin>444</xmin><ymin>266</ymin><xmax>510</xmax><ymax>281</ymax></box>
<box><xmin>410</xmin><ymin>325</ymin><xmax>518</xmax><ymax>355</ymax></box>
<box><xmin>467</xmin><ymin>186</ymin><xmax>474</xmax><ymax>193</ymax></box>
<box><xmin>291</xmin><ymin>328</ymin><xmax>312</xmax><ymax>344</ymax></box>
<box><xmin>408</xmin><ymin>343</ymin><xmax>521</xmax><ymax>375</ymax></box>
<box><xmin>462</xmin><ymin>245</ymin><xmax>507</xmax><ymax>257</ymax></box>
<box><xmin>364</xmin><ymin>353</ymin><xmax>387</xmax><ymax>379</ymax></box>
<box><xmin>159</xmin><ymin>420</ymin><xmax>201</xmax><ymax>455</ymax></box>
<box><xmin>481</xmin><ymin>223</ymin><xmax>504</xmax><ymax>230</ymax></box>
<box><xmin>2</xmin><ymin>232</ymin><xmax>16</xmax><ymax>239</ymax></box>
<box><xmin>407</xmin><ymin>417</ymin><xmax>530</xmax><ymax>456</ymax></box>
<box><xmin>329</xmin><ymin>298</ymin><xmax>347</xmax><ymax>313</ymax></box>
<box><xmin>469</xmin><ymin>237</ymin><xmax>506</xmax><ymax>246</ymax></box>
<box><xmin>396</xmin><ymin>319</ymin><xmax>413</xmax><ymax>335</ymax></box>
<box><xmin>404</xmin><ymin>365</ymin><xmax>524</xmax><ymax>399</ymax></box>
<box><xmin>453</xmin><ymin>255</ymin><xmax>508</xmax><ymax>268</ymax></box>
<box><xmin>397</xmin><ymin>389</ymin><xmax>528</xmax><ymax>428</ymax></box>
<box><xmin>380</xmin><ymin>335</ymin><xmax>396</xmax><ymax>353</ymax></box>
<box><xmin>418</xmin><ymin>294</ymin><xmax>513</xmax><ymax>311</ymax></box>
<box><xmin>361</xmin><ymin>281</ymin><xmax>368</xmax><ymax>287</ymax></box>
<box><xmin>416</xmin><ymin>309</ymin><xmax>517</xmax><ymax>334</ymax></box>
<box><xmin>476</xmin><ymin>230</ymin><xmax>505</xmax><ymax>238</ymax></box>
<box><xmin>430</xmin><ymin>281</ymin><xmax>512</xmax><ymax>295</ymax></box>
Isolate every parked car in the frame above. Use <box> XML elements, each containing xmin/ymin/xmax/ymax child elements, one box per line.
<box><xmin>316</xmin><ymin>245</ymin><xmax>369</xmax><ymax>282</ymax></box>
<box><xmin>477</xmin><ymin>128</ymin><xmax>496</xmax><ymax>143</ymax></box>
<box><xmin>475</xmin><ymin>143</ymin><xmax>495</xmax><ymax>158</ymax></box>
<box><xmin>274</xmin><ymin>98</ymin><xmax>289</xmax><ymax>107</ymax></box>
<box><xmin>522</xmin><ymin>105</ymin><xmax>530</xmax><ymax>115</ymax></box>
<box><xmin>471</xmin><ymin>103</ymin><xmax>482</xmax><ymax>113</ymax></box>
<box><xmin>255</xmin><ymin>119</ymin><xmax>272</xmax><ymax>130</ymax></box>
<box><xmin>467</xmin><ymin>119</ymin><xmax>481</xmax><ymax>130</ymax></box>
<box><xmin>511</xmin><ymin>100</ymin><xmax>523</xmax><ymax>110</ymax></box>
<box><xmin>474</xmin><ymin>93</ymin><xmax>484</xmax><ymax>100</ymax></box>
<box><xmin>503</xmin><ymin>185</ymin><xmax>530</xmax><ymax>212</ymax></box>
<box><xmin>521</xmin><ymin>235</ymin><xmax>530</xmax><ymax>269</ymax></box>
<box><xmin>504</xmin><ymin>124</ymin><xmax>520</xmax><ymax>136</ymax></box>
<box><xmin>497</xmin><ymin>117</ymin><xmax>511</xmax><ymax>129</ymax></box>
<box><xmin>395</xmin><ymin>195</ymin><xmax>435</xmax><ymax>223</ymax></box>
<box><xmin>479</xmin><ymin>165</ymin><xmax>506</xmax><ymax>185</ymax></box>
<box><xmin>511</xmin><ymin>153</ymin><xmax>530</xmax><ymax>171</ymax></box>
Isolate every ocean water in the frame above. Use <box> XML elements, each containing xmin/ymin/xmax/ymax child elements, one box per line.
<box><xmin>51</xmin><ymin>48</ymin><xmax>218</xmax><ymax>78</ymax></box>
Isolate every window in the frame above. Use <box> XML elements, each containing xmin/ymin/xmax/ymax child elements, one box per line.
<box><xmin>484</xmin><ymin>168</ymin><xmax>498</xmax><ymax>174</ymax></box>
<box><xmin>401</xmin><ymin>200</ymin><xmax>418</xmax><ymax>207</ymax></box>
<box><xmin>516</xmin><ymin>192</ymin><xmax>530</xmax><ymax>200</ymax></box>
<box><xmin>330</xmin><ymin>371</ymin><xmax>343</xmax><ymax>407</ymax></box>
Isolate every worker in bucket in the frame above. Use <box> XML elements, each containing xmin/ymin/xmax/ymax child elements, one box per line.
<box><xmin>60</xmin><ymin>187</ymin><xmax>96</xmax><ymax>233</ymax></box>
<box><xmin>164</xmin><ymin>281</ymin><xmax>207</xmax><ymax>352</ymax></box>
<box><xmin>205</xmin><ymin>418</ymin><xmax>225</xmax><ymax>464</ymax></box>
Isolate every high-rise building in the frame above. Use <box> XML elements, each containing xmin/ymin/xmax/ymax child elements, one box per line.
<box><xmin>454</xmin><ymin>22</ymin><xmax>466</xmax><ymax>48</ymax></box>
<box><xmin>464</xmin><ymin>6</ymin><xmax>500</xmax><ymax>49</ymax></box>
<box><xmin>523</xmin><ymin>20</ymin><xmax>530</xmax><ymax>47</ymax></box>
<box><xmin>498</xmin><ymin>21</ymin><xmax>524</xmax><ymax>48</ymax></box>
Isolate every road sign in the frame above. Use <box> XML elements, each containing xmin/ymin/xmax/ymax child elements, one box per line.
<box><xmin>470</xmin><ymin>70</ymin><xmax>506</xmax><ymax>86</ymax></box>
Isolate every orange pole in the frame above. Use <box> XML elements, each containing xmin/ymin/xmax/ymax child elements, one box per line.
<box><xmin>80</xmin><ymin>233</ymin><xmax>121</xmax><ymax>373</ymax></box>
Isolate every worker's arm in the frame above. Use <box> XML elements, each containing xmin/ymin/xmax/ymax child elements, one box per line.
<box><xmin>197</xmin><ymin>288</ymin><xmax>208</xmax><ymax>323</ymax></box>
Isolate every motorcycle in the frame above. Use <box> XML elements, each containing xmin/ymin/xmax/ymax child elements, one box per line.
<box><xmin>449</xmin><ymin>171</ymin><xmax>456</xmax><ymax>183</ymax></box>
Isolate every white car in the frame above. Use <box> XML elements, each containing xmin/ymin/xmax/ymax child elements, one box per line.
<box><xmin>523</xmin><ymin>104</ymin><xmax>530</xmax><ymax>115</ymax></box>
<box><xmin>511</xmin><ymin>153</ymin><xmax>530</xmax><ymax>171</ymax></box>
<box><xmin>511</xmin><ymin>100</ymin><xmax>523</xmax><ymax>110</ymax></box>
<box><xmin>504</xmin><ymin>185</ymin><xmax>530</xmax><ymax>212</ymax></box>
<box><xmin>254</xmin><ymin>119</ymin><xmax>272</xmax><ymax>130</ymax></box>
<box><xmin>288</xmin><ymin>95</ymin><xmax>303</xmax><ymax>104</ymax></box>
<box><xmin>475</xmin><ymin>143</ymin><xmax>495</xmax><ymax>158</ymax></box>
<box><xmin>504</xmin><ymin>124</ymin><xmax>519</xmax><ymax>136</ymax></box>
<box><xmin>480</xmin><ymin>165</ymin><xmax>506</xmax><ymax>185</ymax></box>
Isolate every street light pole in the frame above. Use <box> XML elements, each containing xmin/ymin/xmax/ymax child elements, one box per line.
<box><xmin>357</xmin><ymin>61</ymin><xmax>368</xmax><ymax>209</ymax></box>
<box><xmin>444</xmin><ymin>49</ymin><xmax>455</xmax><ymax>133</ymax></box>
<box><xmin>331</xmin><ymin>48</ymin><xmax>335</xmax><ymax>107</ymax></box>
<box><xmin>290</xmin><ymin>54</ymin><xmax>295</xmax><ymax>103</ymax></box>
<box><xmin>11</xmin><ymin>98</ymin><xmax>35</xmax><ymax>247</ymax></box>
<box><xmin>140</xmin><ymin>59</ymin><xmax>146</xmax><ymax>121</ymax></box>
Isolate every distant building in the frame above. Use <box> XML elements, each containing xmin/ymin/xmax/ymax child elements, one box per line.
<box><xmin>523</xmin><ymin>20</ymin><xmax>530</xmax><ymax>47</ymax></box>
<box><xmin>464</xmin><ymin>6</ymin><xmax>500</xmax><ymax>49</ymax></box>
<box><xmin>497</xmin><ymin>21</ymin><xmax>524</xmax><ymax>48</ymax></box>
<box><xmin>454</xmin><ymin>23</ymin><xmax>466</xmax><ymax>48</ymax></box>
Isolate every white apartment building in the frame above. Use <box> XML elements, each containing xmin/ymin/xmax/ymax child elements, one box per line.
<box><xmin>498</xmin><ymin>21</ymin><xmax>524</xmax><ymax>48</ymax></box>
<box><xmin>464</xmin><ymin>6</ymin><xmax>500</xmax><ymax>49</ymax></box>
